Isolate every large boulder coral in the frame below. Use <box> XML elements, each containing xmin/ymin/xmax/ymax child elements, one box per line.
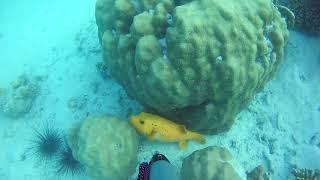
<box><xmin>67</xmin><ymin>115</ymin><xmax>139</xmax><ymax>180</ymax></box>
<box><xmin>181</xmin><ymin>146</ymin><xmax>242</xmax><ymax>180</ymax></box>
<box><xmin>96</xmin><ymin>0</ymin><xmax>289</xmax><ymax>134</ymax></box>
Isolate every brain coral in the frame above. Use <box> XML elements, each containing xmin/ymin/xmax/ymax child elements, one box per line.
<box><xmin>96</xmin><ymin>0</ymin><xmax>289</xmax><ymax>134</ymax></box>
<box><xmin>67</xmin><ymin>115</ymin><xmax>139</xmax><ymax>180</ymax></box>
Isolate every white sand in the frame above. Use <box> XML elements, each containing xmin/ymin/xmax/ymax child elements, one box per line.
<box><xmin>0</xmin><ymin>0</ymin><xmax>319</xmax><ymax>179</ymax></box>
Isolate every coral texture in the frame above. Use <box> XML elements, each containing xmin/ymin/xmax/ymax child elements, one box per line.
<box><xmin>67</xmin><ymin>115</ymin><xmax>139</xmax><ymax>180</ymax></box>
<box><xmin>96</xmin><ymin>0</ymin><xmax>289</xmax><ymax>134</ymax></box>
<box><xmin>180</xmin><ymin>146</ymin><xmax>242</xmax><ymax>180</ymax></box>
<box><xmin>0</xmin><ymin>74</ymin><xmax>40</xmax><ymax>118</ymax></box>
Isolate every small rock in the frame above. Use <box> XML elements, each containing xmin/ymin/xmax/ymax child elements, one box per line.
<box><xmin>0</xmin><ymin>74</ymin><xmax>40</xmax><ymax>118</ymax></box>
<box><xmin>181</xmin><ymin>146</ymin><xmax>242</xmax><ymax>180</ymax></box>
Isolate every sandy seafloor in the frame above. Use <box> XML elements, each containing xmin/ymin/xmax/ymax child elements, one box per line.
<box><xmin>0</xmin><ymin>0</ymin><xmax>319</xmax><ymax>179</ymax></box>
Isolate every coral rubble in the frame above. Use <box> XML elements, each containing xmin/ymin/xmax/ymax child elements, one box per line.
<box><xmin>0</xmin><ymin>74</ymin><xmax>40</xmax><ymax>118</ymax></box>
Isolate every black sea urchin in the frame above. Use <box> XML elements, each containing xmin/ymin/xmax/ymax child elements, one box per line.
<box><xmin>27</xmin><ymin>122</ymin><xmax>63</xmax><ymax>162</ymax></box>
<box><xmin>55</xmin><ymin>142</ymin><xmax>84</xmax><ymax>177</ymax></box>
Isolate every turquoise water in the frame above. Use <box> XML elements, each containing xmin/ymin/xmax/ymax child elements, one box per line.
<box><xmin>0</xmin><ymin>0</ymin><xmax>319</xmax><ymax>179</ymax></box>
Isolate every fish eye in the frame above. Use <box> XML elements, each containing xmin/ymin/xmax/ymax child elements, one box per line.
<box><xmin>139</xmin><ymin>119</ymin><xmax>144</xmax><ymax>124</ymax></box>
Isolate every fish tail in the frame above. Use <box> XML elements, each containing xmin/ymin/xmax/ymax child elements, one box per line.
<box><xmin>190</xmin><ymin>132</ymin><xmax>206</xmax><ymax>144</ymax></box>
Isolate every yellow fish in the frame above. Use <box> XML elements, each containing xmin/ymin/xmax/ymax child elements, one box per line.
<box><xmin>129</xmin><ymin>112</ymin><xmax>206</xmax><ymax>149</ymax></box>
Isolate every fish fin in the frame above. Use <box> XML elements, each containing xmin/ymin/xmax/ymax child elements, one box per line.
<box><xmin>191</xmin><ymin>133</ymin><xmax>206</xmax><ymax>144</ymax></box>
<box><xmin>178</xmin><ymin>125</ymin><xmax>187</xmax><ymax>134</ymax></box>
<box><xmin>179</xmin><ymin>140</ymin><xmax>188</xmax><ymax>149</ymax></box>
<box><xmin>147</xmin><ymin>129</ymin><xmax>157</xmax><ymax>140</ymax></box>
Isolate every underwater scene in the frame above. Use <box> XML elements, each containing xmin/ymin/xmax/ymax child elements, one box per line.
<box><xmin>0</xmin><ymin>0</ymin><xmax>319</xmax><ymax>179</ymax></box>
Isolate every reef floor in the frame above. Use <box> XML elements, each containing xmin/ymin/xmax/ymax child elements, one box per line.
<box><xmin>0</xmin><ymin>0</ymin><xmax>319</xmax><ymax>179</ymax></box>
